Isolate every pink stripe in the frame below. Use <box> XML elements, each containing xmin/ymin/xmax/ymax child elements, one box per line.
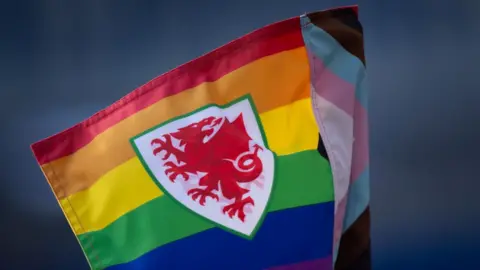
<box><xmin>308</xmin><ymin>54</ymin><xmax>369</xmax><ymax>255</ymax></box>
<box><xmin>336</xmin><ymin>106</ymin><xmax>369</xmax><ymax>241</ymax></box>
<box><xmin>309</xmin><ymin>55</ymin><xmax>369</xmax><ymax>181</ymax></box>
<box><xmin>311</xmin><ymin>56</ymin><xmax>355</xmax><ymax>117</ymax></box>
<box><xmin>267</xmin><ymin>256</ymin><xmax>332</xmax><ymax>270</ymax></box>
<box><xmin>331</xmin><ymin>104</ymin><xmax>368</xmax><ymax>251</ymax></box>
<box><xmin>351</xmin><ymin>103</ymin><xmax>369</xmax><ymax>181</ymax></box>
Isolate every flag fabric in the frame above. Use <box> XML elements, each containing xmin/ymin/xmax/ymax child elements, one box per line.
<box><xmin>31</xmin><ymin>5</ymin><xmax>369</xmax><ymax>270</ymax></box>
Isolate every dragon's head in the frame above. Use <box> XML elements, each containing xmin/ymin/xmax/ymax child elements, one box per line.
<box><xmin>170</xmin><ymin>116</ymin><xmax>222</xmax><ymax>143</ymax></box>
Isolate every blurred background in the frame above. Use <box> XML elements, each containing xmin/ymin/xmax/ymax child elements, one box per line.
<box><xmin>1</xmin><ymin>0</ymin><xmax>480</xmax><ymax>269</ymax></box>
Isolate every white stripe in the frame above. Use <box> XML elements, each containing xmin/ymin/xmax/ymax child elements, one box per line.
<box><xmin>311</xmin><ymin>89</ymin><xmax>354</xmax><ymax>211</ymax></box>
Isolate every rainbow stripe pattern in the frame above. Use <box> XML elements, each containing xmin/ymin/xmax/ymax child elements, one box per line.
<box><xmin>31</xmin><ymin>5</ymin><xmax>369</xmax><ymax>270</ymax></box>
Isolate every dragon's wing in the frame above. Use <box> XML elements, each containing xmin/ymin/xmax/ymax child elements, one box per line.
<box><xmin>230</xmin><ymin>113</ymin><xmax>252</xmax><ymax>141</ymax></box>
<box><xmin>211</xmin><ymin>113</ymin><xmax>253</xmax><ymax>161</ymax></box>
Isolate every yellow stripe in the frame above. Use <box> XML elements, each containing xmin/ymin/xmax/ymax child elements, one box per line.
<box><xmin>63</xmin><ymin>98</ymin><xmax>318</xmax><ymax>233</ymax></box>
<box><xmin>69</xmin><ymin>157</ymin><xmax>162</xmax><ymax>227</ymax></box>
<box><xmin>262</xmin><ymin>98</ymin><xmax>318</xmax><ymax>155</ymax></box>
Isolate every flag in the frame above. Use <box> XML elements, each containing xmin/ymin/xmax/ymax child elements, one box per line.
<box><xmin>31</xmin><ymin>5</ymin><xmax>369</xmax><ymax>270</ymax></box>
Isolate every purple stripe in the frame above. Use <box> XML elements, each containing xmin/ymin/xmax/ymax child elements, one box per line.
<box><xmin>267</xmin><ymin>256</ymin><xmax>333</xmax><ymax>270</ymax></box>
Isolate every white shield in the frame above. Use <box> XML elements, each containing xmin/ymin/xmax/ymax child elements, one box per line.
<box><xmin>131</xmin><ymin>96</ymin><xmax>275</xmax><ymax>238</ymax></box>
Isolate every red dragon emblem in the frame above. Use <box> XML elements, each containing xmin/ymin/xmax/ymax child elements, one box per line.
<box><xmin>150</xmin><ymin>114</ymin><xmax>264</xmax><ymax>222</ymax></box>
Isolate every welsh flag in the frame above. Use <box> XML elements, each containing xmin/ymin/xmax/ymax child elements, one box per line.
<box><xmin>31</xmin><ymin>5</ymin><xmax>369</xmax><ymax>270</ymax></box>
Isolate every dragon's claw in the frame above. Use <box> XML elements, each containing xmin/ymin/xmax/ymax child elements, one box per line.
<box><xmin>187</xmin><ymin>188</ymin><xmax>219</xmax><ymax>206</ymax></box>
<box><xmin>163</xmin><ymin>161</ymin><xmax>189</xmax><ymax>182</ymax></box>
<box><xmin>222</xmin><ymin>196</ymin><xmax>255</xmax><ymax>222</ymax></box>
<box><xmin>151</xmin><ymin>135</ymin><xmax>176</xmax><ymax>160</ymax></box>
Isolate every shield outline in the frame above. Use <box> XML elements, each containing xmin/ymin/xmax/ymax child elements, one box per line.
<box><xmin>130</xmin><ymin>94</ymin><xmax>277</xmax><ymax>240</ymax></box>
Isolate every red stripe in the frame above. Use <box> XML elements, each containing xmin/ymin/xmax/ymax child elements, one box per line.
<box><xmin>338</xmin><ymin>5</ymin><xmax>359</xmax><ymax>17</ymax></box>
<box><xmin>31</xmin><ymin>16</ymin><xmax>303</xmax><ymax>165</ymax></box>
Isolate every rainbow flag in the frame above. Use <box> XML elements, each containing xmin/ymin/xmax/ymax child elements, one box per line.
<box><xmin>31</xmin><ymin>5</ymin><xmax>369</xmax><ymax>270</ymax></box>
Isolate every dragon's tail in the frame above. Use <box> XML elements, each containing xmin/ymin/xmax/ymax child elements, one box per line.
<box><xmin>229</xmin><ymin>147</ymin><xmax>263</xmax><ymax>183</ymax></box>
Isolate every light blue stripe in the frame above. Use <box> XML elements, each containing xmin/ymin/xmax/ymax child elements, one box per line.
<box><xmin>343</xmin><ymin>168</ymin><xmax>370</xmax><ymax>230</ymax></box>
<box><xmin>300</xmin><ymin>15</ymin><xmax>368</xmax><ymax>110</ymax></box>
<box><xmin>301</xmin><ymin>15</ymin><xmax>370</xmax><ymax>228</ymax></box>
<box><xmin>300</xmin><ymin>14</ymin><xmax>370</xmax><ymax>265</ymax></box>
<box><xmin>356</xmin><ymin>74</ymin><xmax>368</xmax><ymax>110</ymax></box>
<box><xmin>332</xmin><ymin>167</ymin><xmax>370</xmax><ymax>262</ymax></box>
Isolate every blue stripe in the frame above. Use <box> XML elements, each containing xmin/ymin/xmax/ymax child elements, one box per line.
<box><xmin>107</xmin><ymin>202</ymin><xmax>334</xmax><ymax>270</ymax></box>
<box><xmin>300</xmin><ymin>15</ymin><xmax>368</xmax><ymax>110</ymax></box>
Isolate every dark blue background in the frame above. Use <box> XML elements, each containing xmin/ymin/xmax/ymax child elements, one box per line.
<box><xmin>1</xmin><ymin>1</ymin><xmax>479</xmax><ymax>269</ymax></box>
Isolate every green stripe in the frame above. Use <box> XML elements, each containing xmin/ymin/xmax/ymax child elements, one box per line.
<box><xmin>78</xmin><ymin>150</ymin><xmax>333</xmax><ymax>268</ymax></box>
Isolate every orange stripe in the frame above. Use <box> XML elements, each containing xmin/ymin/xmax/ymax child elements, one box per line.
<box><xmin>46</xmin><ymin>47</ymin><xmax>310</xmax><ymax>198</ymax></box>
<box><xmin>31</xmin><ymin>17</ymin><xmax>303</xmax><ymax>165</ymax></box>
